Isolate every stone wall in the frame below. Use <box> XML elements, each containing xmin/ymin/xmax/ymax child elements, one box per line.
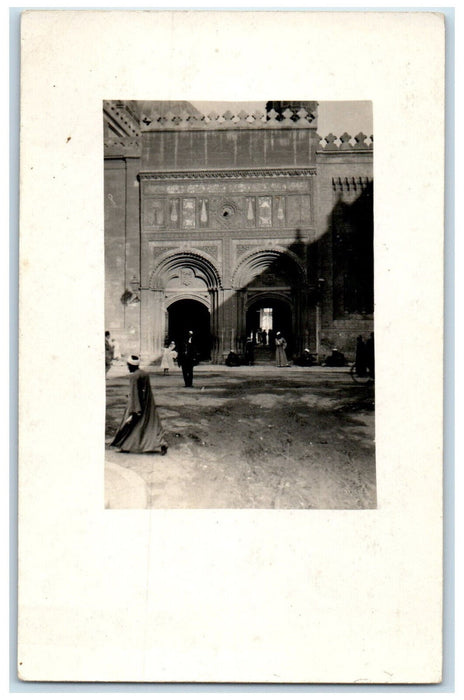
<box><xmin>141</xmin><ymin>128</ymin><xmax>318</xmax><ymax>171</ymax></box>
<box><xmin>315</xmin><ymin>137</ymin><xmax>373</xmax><ymax>359</ymax></box>
<box><xmin>139</xmin><ymin>170</ymin><xmax>318</xmax><ymax>361</ymax></box>
<box><xmin>103</xmin><ymin>102</ymin><xmax>374</xmax><ymax>363</ymax></box>
<box><xmin>104</xmin><ymin>156</ymin><xmax>141</xmax><ymax>356</ymax></box>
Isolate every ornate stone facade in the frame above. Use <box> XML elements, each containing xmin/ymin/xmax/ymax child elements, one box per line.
<box><xmin>104</xmin><ymin>101</ymin><xmax>374</xmax><ymax>362</ymax></box>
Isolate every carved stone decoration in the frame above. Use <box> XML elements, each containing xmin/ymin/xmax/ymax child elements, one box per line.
<box><xmin>149</xmin><ymin>249</ymin><xmax>223</xmax><ymax>291</ymax></box>
<box><xmin>180</xmin><ymin>267</ymin><xmax>195</xmax><ymax>286</ymax></box>
<box><xmin>318</xmin><ymin>133</ymin><xmax>373</xmax><ymax>153</ymax></box>
<box><xmin>140</xmin><ymin>168</ymin><xmax>317</xmax><ymax>181</ymax></box>
<box><xmin>255</xmin><ymin>271</ymin><xmax>286</xmax><ymax>287</ymax></box>
<box><xmin>322</xmin><ymin>133</ymin><xmax>339</xmax><ymax>151</ymax></box>
<box><xmin>231</xmin><ymin>246</ymin><xmax>307</xmax><ymax>289</ymax></box>
<box><xmin>236</xmin><ymin>243</ymin><xmax>257</xmax><ymax>259</ymax></box>
<box><xmin>246</xmin><ymin>197</ymin><xmax>255</xmax><ymax>222</ymax></box>
<box><xmin>339</xmin><ymin>132</ymin><xmax>353</xmax><ymax>150</ymax></box>
<box><xmin>258</xmin><ymin>196</ymin><xmax>272</xmax><ymax>227</ymax></box>
<box><xmin>196</xmin><ymin>245</ymin><xmax>219</xmax><ymax>260</ymax></box>
<box><xmin>332</xmin><ymin>176</ymin><xmax>372</xmax><ymax>193</ymax></box>
<box><xmin>144</xmin><ymin>179</ymin><xmax>311</xmax><ymax>195</ymax></box>
<box><xmin>144</xmin><ymin>199</ymin><xmax>165</xmax><ymax>227</ymax></box>
<box><xmin>139</xmin><ymin>105</ymin><xmax>317</xmax><ymax>131</ymax></box>
<box><xmin>170</xmin><ymin>199</ymin><xmax>179</xmax><ymax>223</ymax></box>
<box><xmin>200</xmin><ymin>199</ymin><xmax>208</xmax><ymax>226</ymax></box>
<box><xmin>210</xmin><ymin>199</ymin><xmax>241</xmax><ymax>227</ymax></box>
<box><xmin>354</xmin><ymin>132</ymin><xmax>368</xmax><ymax>149</ymax></box>
<box><xmin>182</xmin><ymin>198</ymin><xmax>196</xmax><ymax>228</ymax></box>
<box><xmin>152</xmin><ymin>246</ymin><xmax>176</xmax><ymax>260</ymax></box>
<box><xmin>221</xmin><ymin>204</ymin><xmax>235</xmax><ymax>220</ymax></box>
<box><xmin>275</xmin><ymin>196</ymin><xmax>285</xmax><ymax>224</ymax></box>
<box><xmin>104</xmin><ymin>139</ymin><xmax>141</xmax><ymax>157</ymax></box>
<box><xmin>154</xmin><ymin>201</ymin><xmax>165</xmax><ymax>226</ymax></box>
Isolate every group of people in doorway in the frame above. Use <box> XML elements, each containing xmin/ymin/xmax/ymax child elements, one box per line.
<box><xmin>250</xmin><ymin>327</ymin><xmax>276</xmax><ymax>349</ymax></box>
<box><xmin>225</xmin><ymin>330</ymin><xmax>290</xmax><ymax>368</ymax></box>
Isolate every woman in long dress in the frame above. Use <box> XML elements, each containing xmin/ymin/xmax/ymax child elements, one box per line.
<box><xmin>110</xmin><ymin>354</ymin><xmax>168</xmax><ymax>454</ymax></box>
<box><xmin>275</xmin><ymin>332</ymin><xmax>289</xmax><ymax>367</ymax></box>
<box><xmin>160</xmin><ymin>341</ymin><xmax>177</xmax><ymax>374</ymax></box>
<box><xmin>105</xmin><ymin>331</ymin><xmax>114</xmax><ymax>374</ymax></box>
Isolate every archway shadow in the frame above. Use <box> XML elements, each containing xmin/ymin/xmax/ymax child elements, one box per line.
<box><xmin>208</xmin><ymin>181</ymin><xmax>373</xmax><ymax>365</ymax></box>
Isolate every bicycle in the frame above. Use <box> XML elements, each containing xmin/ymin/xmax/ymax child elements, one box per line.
<box><xmin>350</xmin><ymin>362</ymin><xmax>374</xmax><ymax>385</ymax></box>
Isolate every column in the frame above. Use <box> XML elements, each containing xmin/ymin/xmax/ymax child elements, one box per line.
<box><xmin>140</xmin><ymin>289</ymin><xmax>165</xmax><ymax>362</ymax></box>
<box><xmin>217</xmin><ymin>288</ymin><xmax>236</xmax><ymax>361</ymax></box>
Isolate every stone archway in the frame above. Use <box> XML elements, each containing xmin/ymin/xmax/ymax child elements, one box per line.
<box><xmin>141</xmin><ymin>249</ymin><xmax>222</xmax><ymax>361</ymax></box>
<box><xmin>231</xmin><ymin>247</ymin><xmax>307</xmax><ymax>290</ymax></box>
<box><xmin>167</xmin><ymin>298</ymin><xmax>212</xmax><ymax>361</ymax></box>
<box><xmin>231</xmin><ymin>248</ymin><xmax>311</xmax><ymax>357</ymax></box>
<box><xmin>246</xmin><ymin>294</ymin><xmax>294</xmax><ymax>361</ymax></box>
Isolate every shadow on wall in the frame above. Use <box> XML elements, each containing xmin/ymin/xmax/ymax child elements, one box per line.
<box><xmin>163</xmin><ymin>180</ymin><xmax>373</xmax><ymax>365</ymax></box>
<box><xmin>219</xmin><ymin>181</ymin><xmax>372</xmax><ymax>363</ymax></box>
<box><xmin>331</xmin><ymin>181</ymin><xmax>374</xmax><ymax>318</ymax></box>
<box><xmin>111</xmin><ymin>181</ymin><xmax>373</xmax><ymax>366</ymax></box>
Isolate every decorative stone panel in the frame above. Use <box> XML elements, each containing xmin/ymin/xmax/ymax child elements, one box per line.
<box><xmin>151</xmin><ymin>245</ymin><xmax>177</xmax><ymax>260</ymax></box>
<box><xmin>236</xmin><ymin>243</ymin><xmax>257</xmax><ymax>259</ymax></box>
<box><xmin>195</xmin><ymin>245</ymin><xmax>220</xmax><ymax>260</ymax></box>
<box><xmin>142</xmin><ymin>190</ymin><xmax>312</xmax><ymax>232</ymax></box>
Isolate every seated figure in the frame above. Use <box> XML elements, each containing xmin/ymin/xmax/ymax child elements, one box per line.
<box><xmin>294</xmin><ymin>348</ymin><xmax>314</xmax><ymax>367</ymax></box>
<box><xmin>325</xmin><ymin>347</ymin><xmax>347</xmax><ymax>367</ymax></box>
<box><xmin>225</xmin><ymin>351</ymin><xmax>241</xmax><ymax>367</ymax></box>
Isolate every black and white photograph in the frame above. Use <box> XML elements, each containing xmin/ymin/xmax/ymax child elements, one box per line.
<box><xmin>104</xmin><ymin>99</ymin><xmax>375</xmax><ymax>509</ymax></box>
<box><xmin>18</xmin><ymin>10</ymin><xmax>445</xmax><ymax>683</ymax></box>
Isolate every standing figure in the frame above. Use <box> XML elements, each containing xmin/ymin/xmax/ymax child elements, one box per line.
<box><xmin>355</xmin><ymin>335</ymin><xmax>367</xmax><ymax>376</ymax></box>
<box><xmin>178</xmin><ymin>330</ymin><xmax>196</xmax><ymax>387</ymax></box>
<box><xmin>365</xmin><ymin>331</ymin><xmax>375</xmax><ymax>379</ymax></box>
<box><xmin>160</xmin><ymin>341</ymin><xmax>178</xmax><ymax>374</ymax></box>
<box><xmin>268</xmin><ymin>329</ymin><xmax>276</xmax><ymax>351</ymax></box>
<box><xmin>275</xmin><ymin>331</ymin><xmax>289</xmax><ymax>367</ymax></box>
<box><xmin>244</xmin><ymin>335</ymin><xmax>255</xmax><ymax>366</ymax></box>
<box><xmin>110</xmin><ymin>354</ymin><xmax>167</xmax><ymax>454</ymax></box>
<box><xmin>261</xmin><ymin>329</ymin><xmax>268</xmax><ymax>346</ymax></box>
<box><xmin>105</xmin><ymin>331</ymin><xmax>114</xmax><ymax>374</ymax></box>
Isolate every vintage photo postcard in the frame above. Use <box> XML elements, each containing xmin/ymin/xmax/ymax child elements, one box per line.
<box><xmin>104</xmin><ymin>98</ymin><xmax>375</xmax><ymax>510</ymax></box>
<box><xmin>18</xmin><ymin>10</ymin><xmax>444</xmax><ymax>683</ymax></box>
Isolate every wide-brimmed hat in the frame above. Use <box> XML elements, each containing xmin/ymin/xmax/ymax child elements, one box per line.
<box><xmin>127</xmin><ymin>354</ymin><xmax>140</xmax><ymax>367</ymax></box>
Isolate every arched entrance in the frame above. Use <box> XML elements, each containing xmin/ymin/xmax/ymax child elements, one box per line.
<box><xmin>167</xmin><ymin>299</ymin><xmax>211</xmax><ymax>361</ymax></box>
<box><xmin>144</xmin><ymin>249</ymin><xmax>222</xmax><ymax>362</ymax></box>
<box><xmin>246</xmin><ymin>297</ymin><xmax>293</xmax><ymax>362</ymax></box>
<box><xmin>232</xmin><ymin>247</ymin><xmax>308</xmax><ymax>361</ymax></box>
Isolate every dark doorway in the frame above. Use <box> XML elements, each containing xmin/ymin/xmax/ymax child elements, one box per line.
<box><xmin>168</xmin><ymin>299</ymin><xmax>211</xmax><ymax>361</ymax></box>
<box><xmin>246</xmin><ymin>298</ymin><xmax>293</xmax><ymax>362</ymax></box>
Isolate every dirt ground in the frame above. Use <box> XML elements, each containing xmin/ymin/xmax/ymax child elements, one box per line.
<box><xmin>105</xmin><ymin>363</ymin><xmax>376</xmax><ymax>509</ymax></box>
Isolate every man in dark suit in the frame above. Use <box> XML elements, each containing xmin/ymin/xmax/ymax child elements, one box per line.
<box><xmin>178</xmin><ymin>330</ymin><xmax>196</xmax><ymax>387</ymax></box>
